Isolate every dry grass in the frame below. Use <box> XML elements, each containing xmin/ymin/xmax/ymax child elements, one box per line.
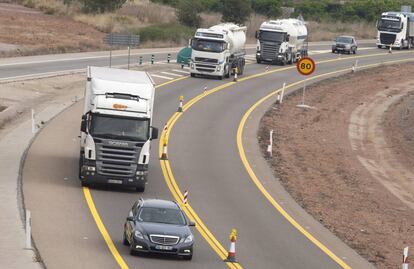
<box><xmin>308</xmin><ymin>20</ymin><xmax>376</xmax><ymax>41</ymax></box>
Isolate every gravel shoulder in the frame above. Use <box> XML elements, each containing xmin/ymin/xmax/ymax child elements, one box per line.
<box><xmin>259</xmin><ymin>63</ymin><xmax>414</xmax><ymax>269</ymax></box>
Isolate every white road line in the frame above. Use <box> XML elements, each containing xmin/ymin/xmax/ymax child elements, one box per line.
<box><xmin>161</xmin><ymin>72</ymin><xmax>183</xmax><ymax>77</ymax></box>
<box><xmin>172</xmin><ymin>69</ymin><xmax>190</xmax><ymax>74</ymax></box>
<box><xmin>151</xmin><ymin>74</ymin><xmax>174</xmax><ymax>80</ymax></box>
<box><xmin>245</xmin><ymin>55</ymin><xmax>256</xmax><ymax>60</ymax></box>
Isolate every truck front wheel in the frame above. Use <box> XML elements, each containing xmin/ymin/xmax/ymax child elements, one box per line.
<box><xmin>136</xmin><ymin>181</ymin><xmax>146</xmax><ymax>192</ymax></box>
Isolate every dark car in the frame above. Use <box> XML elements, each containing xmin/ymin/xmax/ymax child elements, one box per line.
<box><xmin>332</xmin><ymin>36</ymin><xmax>357</xmax><ymax>54</ymax></box>
<box><xmin>123</xmin><ymin>198</ymin><xmax>195</xmax><ymax>260</ymax></box>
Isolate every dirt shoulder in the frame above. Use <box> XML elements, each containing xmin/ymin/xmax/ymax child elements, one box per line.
<box><xmin>259</xmin><ymin>63</ymin><xmax>414</xmax><ymax>269</ymax></box>
<box><xmin>0</xmin><ymin>3</ymin><xmax>105</xmax><ymax>57</ymax></box>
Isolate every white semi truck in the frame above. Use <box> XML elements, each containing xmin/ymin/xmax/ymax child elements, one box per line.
<box><xmin>256</xmin><ymin>19</ymin><xmax>308</xmax><ymax>65</ymax></box>
<box><xmin>377</xmin><ymin>6</ymin><xmax>414</xmax><ymax>49</ymax></box>
<box><xmin>79</xmin><ymin>66</ymin><xmax>158</xmax><ymax>192</ymax></box>
<box><xmin>189</xmin><ymin>23</ymin><xmax>247</xmax><ymax>79</ymax></box>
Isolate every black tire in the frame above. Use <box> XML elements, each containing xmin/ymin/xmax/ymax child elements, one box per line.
<box><xmin>377</xmin><ymin>45</ymin><xmax>382</xmax><ymax>49</ymax></box>
<box><xmin>123</xmin><ymin>231</ymin><xmax>130</xmax><ymax>246</ymax></box>
<box><xmin>190</xmin><ymin>73</ymin><xmax>195</xmax><ymax>77</ymax></box>
<box><xmin>332</xmin><ymin>49</ymin><xmax>336</xmax><ymax>53</ymax></box>
<box><xmin>353</xmin><ymin>49</ymin><xmax>356</xmax><ymax>54</ymax></box>
<box><xmin>183</xmin><ymin>255</ymin><xmax>193</xmax><ymax>261</ymax></box>
<box><xmin>256</xmin><ymin>58</ymin><xmax>261</xmax><ymax>64</ymax></box>
<box><xmin>129</xmin><ymin>244</ymin><xmax>136</xmax><ymax>256</ymax></box>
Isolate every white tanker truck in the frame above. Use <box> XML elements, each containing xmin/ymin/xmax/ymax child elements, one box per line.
<box><xmin>189</xmin><ymin>23</ymin><xmax>247</xmax><ymax>79</ymax></box>
<box><xmin>256</xmin><ymin>19</ymin><xmax>308</xmax><ymax>65</ymax></box>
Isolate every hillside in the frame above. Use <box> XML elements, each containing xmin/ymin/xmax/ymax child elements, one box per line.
<box><xmin>0</xmin><ymin>0</ymin><xmax>376</xmax><ymax>57</ymax></box>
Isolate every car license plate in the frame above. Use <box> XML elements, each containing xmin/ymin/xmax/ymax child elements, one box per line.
<box><xmin>108</xmin><ymin>179</ymin><xmax>123</xmax><ymax>184</ymax></box>
<box><xmin>155</xmin><ymin>245</ymin><xmax>173</xmax><ymax>250</ymax></box>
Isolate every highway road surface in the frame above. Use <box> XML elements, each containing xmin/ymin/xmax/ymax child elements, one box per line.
<box><xmin>20</xmin><ymin>43</ymin><xmax>414</xmax><ymax>268</ymax></box>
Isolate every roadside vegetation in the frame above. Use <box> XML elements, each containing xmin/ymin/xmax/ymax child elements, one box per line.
<box><xmin>2</xmin><ymin>0</ymin><xmax>413</xmax><ymax>56</ymax></box>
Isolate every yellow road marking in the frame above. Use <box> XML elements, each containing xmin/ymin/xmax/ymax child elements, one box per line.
<box><xmin>83</xmin><ymin>49</ymin><xmax>414</xmax><ymax>269</ymax></box>
<box><xmin>236</xmin><ymin>57</ymin><xmax>414</xmax><ymax>269</ymax></box>
<box><xmin>83</xmin><ymin>187</ymin><xmax>129</xmax><ymax>269</ymax></box>
<box><xmin>159</xmin><ymin>52</ymin><xmax>414</xmax><ymax>268</ymax></box>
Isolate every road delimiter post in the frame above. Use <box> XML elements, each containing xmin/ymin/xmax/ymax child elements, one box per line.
<box><xmin>178</xmin><ymin>95</ymin><xmax>184</xmax><ymax>112</ymax></box>
<box><xmin>25</xmin><ymin>210</ymin><xmax>32</xmax><ymax>249</ymax></box>
<box><xmin>31</xmin><ymin>109</ymin><xmax>36</xmax><ymax>134</ymax></box>
<box><xmin>151</xmin><ymin>54</ymin><xmax>155</xmax><ymax>64</ymax></box>
<box><xmin>183</xmin><ymin>190</ymin><xmax>188</xmax><ymax>205</ymax></box>
<box><xmin>167</xmin><ymin>53</ymin><xmax>171</xmax><ymax>63</ymax></box>
<box><xmin>139</xmin><ymin>56</ymin><xmax>143</xmax><ymax>65</ymax></box>
<box><xmin>233</xmin><ymin>67</ymin><xmax>238</xmax><ymax>82</ymax></box>
<box><xmin>160</xmin><ymin>124</ymin><xmax>168</xmax><ymax>160</ymax></box>
<box><xmin>402</xmin><ymin>247</ymin><xmax>409</xmax><ymax>269</ymax></box>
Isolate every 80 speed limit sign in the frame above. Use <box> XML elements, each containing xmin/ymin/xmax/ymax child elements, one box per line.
<box><xmin>297</xmin><ymin>57</ymin><xmax>316</xmax><ymax>76</ymax></box>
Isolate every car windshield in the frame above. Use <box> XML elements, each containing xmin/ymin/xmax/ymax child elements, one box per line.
<box><xmin>89</xmin><ymin>114</ymin><xmax>149</xmax><ymax>141</ymax></box>
<box><xmin>192</xmin><ymin>39</ymin><xmax>225</xmax><ymax>53</ymax></box>
<box><xmin>259</xmin><ymin>31</ymin><xmax>285</xmax><ymax>42</ymax></box>
<box><xmin>138</xmin><ymin>207</ymin><xmax>186</xmax><ymax>225</ymax></box>
<box><xmin>336</xmin><ymin>37</ymin><xmax>353</xmax><ymax>44</ymax></box>
<box><xmin>378</xmin><ymin>18</ymin><xmax>402</xmax><ymax>30</ymax></box>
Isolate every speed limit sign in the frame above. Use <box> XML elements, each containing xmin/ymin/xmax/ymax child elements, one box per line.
<box><xmin>297</xmin><ymin>57</ymin><xmax>316</xmax><ymax>76</ymax></box>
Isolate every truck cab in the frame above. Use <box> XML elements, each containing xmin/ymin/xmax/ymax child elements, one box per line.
<box><xmin>377</xmin><ymin>11</ymin><xmax>414</xmax><ymax>49</ymax></box>
<box><xmin>79</xmin><ymin>67</ymin><xmax>158</xmax><ymax>192</ymax></box>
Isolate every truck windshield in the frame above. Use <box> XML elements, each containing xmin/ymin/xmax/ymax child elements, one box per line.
<box><xmin>259</xmin><ymin>31</ymin><xmax>285</xmax><ymax>42</ymax></box>
<box><xmin>378</xmin><ymin>18</ymin><xmax>402</xmax><ymax>31</ymax></box>
<box><xmin>192</xmin><ymin>39</ymin><xmax>225</xmax><ymax>53</ymax></box>
<box><xmin>89</xmin><ymin>114</ymin><xmax>149</xmax><ymax>142</ymax></box>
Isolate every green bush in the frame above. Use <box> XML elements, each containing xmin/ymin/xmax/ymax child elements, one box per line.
<box><xmin>80</xmin><ymin>0</ymin><xmax>126</xmax><ymax>13</ymax></box>
<box><xmin>222</xmin><ymin>0</ymin><xmax>252</xmax><ymax>24</ymax></box>
<box><xmin>176</xmin><ymin>0</ymin><xmax>202</xmax><ymax>27</ymax></box>
<box><xmin>252</xmin><ymin>0</ymin><xmax>282</xmax><ymax>18</ymax></box>
<box><xmin>137</xmin><ymin>24</ymin><xmax>194</xmax><ymax>44</ymax></box>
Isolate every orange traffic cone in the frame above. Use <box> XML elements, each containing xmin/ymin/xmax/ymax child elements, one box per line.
<box><xmin>224</xmin><ymin>229</ymin><xmax>238</xmax><ymax>263</ymax></box>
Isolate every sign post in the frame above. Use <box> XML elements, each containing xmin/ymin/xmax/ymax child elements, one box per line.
<box><xmin>103</xmin><ymin>33</ymin><xmax>140</xmax><ymax>69</ymax></box>
<box><xmin>296</xmin><ymin>57</ymin><xmax>316</xmax><ymax>108</ymax></box>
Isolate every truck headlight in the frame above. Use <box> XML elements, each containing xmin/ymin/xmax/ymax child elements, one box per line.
<box><xmin>183</xmin><ymin>234</ymin><xmax>193</xmax><ymax>243</ymax></box>
<box><xmin>134</xmin><ymin>230</ymin><xmax>144</xmax><ymax>239</ymax></box>
<box><xmin>190</xmin><ymin>63</ymin><xmax>194</xmax><ymax>69</ymax></box>
<box><xmin>136</xmin><ymin>171</ymin><xmax>148</xmax><ymax>176</ymax></box>
<box><xmin>84</xmin><ymin>166</ymin><xmax>95</xmax><ymax>171</ymax></box>
<box><xmin>216</xmin><ymin>66</ymin><xmax>221</xmax><ymax>71</ymax></box>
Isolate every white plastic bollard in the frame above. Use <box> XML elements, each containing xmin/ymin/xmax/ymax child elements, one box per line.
<box><xmin>280</xmin><ymin>82</ymin><xmax>286</xmax><ymax>104</ymax></box>
<box><xmin>25</xmin><ymin>210</ymin><xmax>32</xmax><ymax>249</ymax></box>
<box><xmin>267</xmin><ymin>130</ymin><xmax>274</xmax><ymax>157</ymax></box>
<box><xmin>402</xmin><ymin>247</ymin><xmax>409</xmax><ymax>269</ymax></box>
<box><xmin>31</xmin><ymin>109</ymin><xmax>36</xmax><ymax>134</ymax></box>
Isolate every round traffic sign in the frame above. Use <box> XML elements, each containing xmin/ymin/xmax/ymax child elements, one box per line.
<box><xmin>297</xmin><ymin>57</ymin><xmax>316</xmax><ymax>76</ymax></box>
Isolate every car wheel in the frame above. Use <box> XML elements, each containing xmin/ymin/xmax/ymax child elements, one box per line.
<box><xmin>123</xmin><ymin>231</ymin><xmax>130</xmax><ymax>246</ymax></box>
<box><xmin>183</xmin><ymin>254</ymin><xmax>193</xmax><ymax>260</ymax></box>
<box><xmin>332</xmin><ymin>49</ymin><xmax>335</xmax><ymax>53</ymax></box>
<box><xmin>129</xmin><ymin>244</ymin><xmax>136</xmax><ymax>255</ymax></box>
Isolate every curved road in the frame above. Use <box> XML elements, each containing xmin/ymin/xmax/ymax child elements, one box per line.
<box><xmin>21</xmin><ymin>44</ymin><xmax>414</xmax><ymax>268</ymax></box>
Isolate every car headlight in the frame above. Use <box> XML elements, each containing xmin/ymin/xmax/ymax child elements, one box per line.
<box><xmin>184</xmin><ymin>234</ymin><xmax>193</xmax><ymax>243</ymax></box>
<box><xmin>134</xmin><ymin>230</ymin><xmax>144</xmax><ymax>239</ymax></box>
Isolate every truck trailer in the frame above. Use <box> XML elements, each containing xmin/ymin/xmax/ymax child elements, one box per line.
<box><xmin>189</xmin><ymin>23</ymin><xmax>247</xmax><ymax>79</ymax></box>
<box><xmin>79</xmin><ymin>66</ymin><xmax>158</xmax><ymax>192</ymax></box>
<box><xmin>377</xmin><ymin>6</ymin><xmax>414</xmax><ymax>49</ymax></box>
<box><xmin>256</xmin><ymin>19</ymin><xmax>308</xmax><ymax>65</ymax></box>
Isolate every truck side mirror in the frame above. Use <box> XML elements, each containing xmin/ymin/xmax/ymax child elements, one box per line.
<box><xmin>188</xmin><ymin>38</ymin><xmax>192</xmax><ymax>47</ymax></box>
<box><xmin>151</xmin><ymin>127</ymin><xmax>159</xmax><ymax>140</ymax></box>
<box><xmin>255</xmin><ymin>31</ymin><xmax>259</xmax><ymax>39</ymax></box>
<box><xmin>80</xmin><ymin>115</ymin><xmax>87</xmax><ymax>133</ymax></box>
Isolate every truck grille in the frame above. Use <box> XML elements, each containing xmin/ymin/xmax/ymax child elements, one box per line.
<box><xmin>150</xmin><ymin>235</ymin><xmax>180</xmax><ymax>245</ymax></box>
<box><xmin>195</xmin><ymin>57</ymin><xmax>218</xmax><ymax>63</ymax></box>
<box><xmin>380</xmin><ymin>33</ymin><xmax>396</xmax><ymax>45</ymax></box>
<box><xmin>195</xmin><ymin>63</ymin><xmax>215</xmax><ymax>72</ymax></box>
<box><xmin>261</xmin><ymin>42</ymin><xmax>280</xmax><ymax>61</ymax></box>
<box><xmin>95</xmin><ymin>141</ymin><xmax>140</xmax><ymax>177</ymax></box>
